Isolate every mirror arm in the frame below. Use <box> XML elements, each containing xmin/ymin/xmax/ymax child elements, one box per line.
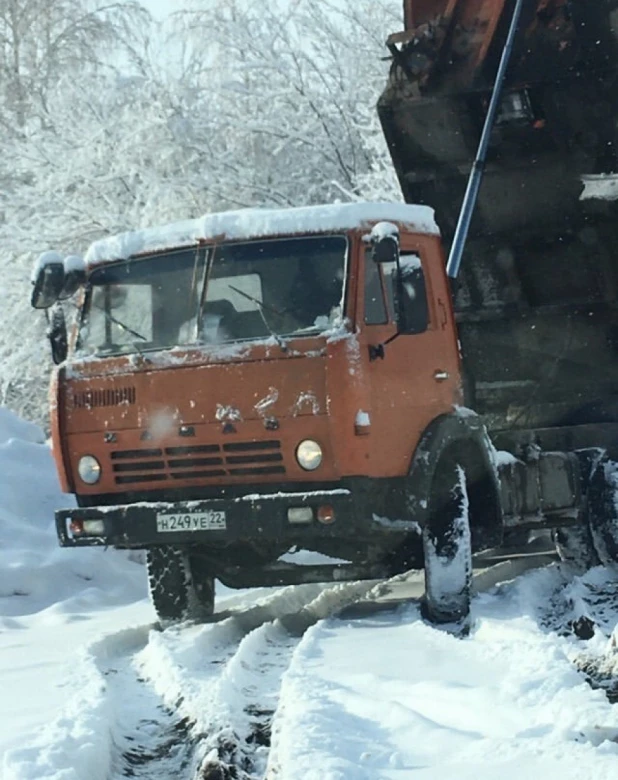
<box><xmin>47</xmin><ymin>303</ymin><xmax>68</xmax><ymax>365</ymax></box>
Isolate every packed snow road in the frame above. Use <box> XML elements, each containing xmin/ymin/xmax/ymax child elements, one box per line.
<box><xmin>4</xmin><ymin>409</ymin><xmax>618</xmax><ymax>778</ymax></box>
<box><xmin>89</xmin><ymin>580</ymin><xmax>384</xmax><ymax>780</ymax></box>
<box><xmin>7</xmin><ymin>560</ymin><xmax>618</xmax><ymax>780</ymax></box>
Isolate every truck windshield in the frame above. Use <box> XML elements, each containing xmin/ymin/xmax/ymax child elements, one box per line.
<box><xmin>79</xmin><ymin>235</ymin><xmax>347</xmax><ymax>356</ymax></box>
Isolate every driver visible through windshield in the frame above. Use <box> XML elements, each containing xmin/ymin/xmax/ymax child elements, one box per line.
<box><xmin>79</xmin><ymin>235</ymin><xmax>347</xmax><ymax>356</ymax></box>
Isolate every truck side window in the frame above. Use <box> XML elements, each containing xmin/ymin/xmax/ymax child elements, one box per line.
<box><xmin>364</xmin><ymin>258</ymin><xmax>388</xmax><ymax>324</ymax></box>
<box><xmin>384</xmin><ymin>254</ymin><xmax>429</xmax><ymax>334</ymax></box>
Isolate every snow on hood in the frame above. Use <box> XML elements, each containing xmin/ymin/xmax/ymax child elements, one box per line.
<box><xmin>84</xmin><ymin>202</ymin><xmax>439</xmax><ymax>267</ymax></box>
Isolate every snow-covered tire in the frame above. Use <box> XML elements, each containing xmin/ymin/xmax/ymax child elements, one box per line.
<box><xmin>587</xmin><ymin>460</ymin><xmax>618</xmax><ymax>568</ymax></box>
<box><xmin>552</xmin><ymin>525</ymin><xmax>600</xmax><ymax>572</ymax></box>
<box><xmin>422</xmin><ymin>460</ymin><xmax>472</xmax><ymax>625</ymax></box>
<box><xmin>146</xmin><ymin>546</ymin><xmax>215</xmax><ymax>626</ymax></box>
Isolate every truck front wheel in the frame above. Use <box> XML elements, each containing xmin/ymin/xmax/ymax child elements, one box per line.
<box><xmin>422</xmin><ymin>459</ymin><xmax>472</xmax><ymax>626</ymax></box>
<box><xmin>146</xmin><ymin>545</ymin><xmax>215</xmax><ymax>626</ymax></box>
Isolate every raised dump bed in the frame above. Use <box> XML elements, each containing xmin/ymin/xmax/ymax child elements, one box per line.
<box><xmin>379</xmin><ymin>0</ymin><xmax>618</xmax><ymax>432</ymax></box>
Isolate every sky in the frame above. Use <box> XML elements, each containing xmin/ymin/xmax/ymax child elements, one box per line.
<box><xmin>140</xmin><ymin>0</ymin><xmax>176</xmax><ymax>19</ymax></box>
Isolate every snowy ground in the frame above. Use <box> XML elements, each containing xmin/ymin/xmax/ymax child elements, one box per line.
<box><xmin>3</xmin><ymin>411</ymin><xmax>618</xmax><ymax>778</ymax></box>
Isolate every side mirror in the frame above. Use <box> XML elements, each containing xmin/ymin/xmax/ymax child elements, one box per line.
<box><xmin>31</xmin><ymin>252</ymin><xmax>65</xmax><ymax>309</ymax></box>
<box><xmin>59</xmin><ymin>255</ymin><xmax>86</xmax><ymax>300</ymax></box>
<box><xmin>370</xmin><ymin>221</ymin><xmax>400</xmax><ymax>265</ymax></box>
<box><xmin>372</xmin><ymin>236</ymin><xmax>399</xmax><ymax>264</ymax></box>
<box><xmin>47</xmin><ymin>304</ymin><xmax>68</xmax><ymax>365</ymax></box>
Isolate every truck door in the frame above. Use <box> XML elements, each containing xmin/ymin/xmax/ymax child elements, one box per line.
<box><xmin>359</xmin><ymin>241</ymin><xmax>461</xmax><ymax>476</ymax></box>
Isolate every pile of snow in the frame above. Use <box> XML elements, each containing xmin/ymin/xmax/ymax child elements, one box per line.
<box><xmin>0</xmin><ymin>408</ymin><xmax>145</xmax><ymax>619</ymax></box>
<box><xmin>0</xmin><ymin>407</ymin><xmax>148</xmax><ymax>765</ymax></box>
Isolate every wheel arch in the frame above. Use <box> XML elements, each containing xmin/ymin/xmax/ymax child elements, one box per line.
<box><xmin>408</xmin><ymin>411</ymin><xmax>503</xmax><ymax>550</ymax></box>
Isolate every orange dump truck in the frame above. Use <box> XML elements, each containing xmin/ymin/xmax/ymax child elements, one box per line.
<box><xmin>30</xmin><ymin>0</ymin><xmax>618</xmax><ymax>625</ymax></box>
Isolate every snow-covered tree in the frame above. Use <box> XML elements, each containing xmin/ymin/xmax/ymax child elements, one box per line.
<box><xmin>171</xmin><ymin>0</ymin><xmax>401</xmax><ymax>207</ymax></box>
<box><xmin>0</xmin><ymin>0</ymin><xmax>148</xmax><ymax>129</ymax></box>
<box><xmin>0</xmin><ymin>0</ymin><xmax>151</xmax><ymax>423</ymax></box>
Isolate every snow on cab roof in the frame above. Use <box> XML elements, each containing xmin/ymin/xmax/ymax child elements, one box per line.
<box><xmin>84</xmin><ymin>202</ymin><xmax>439</xmax><ymax>266</ymax></box>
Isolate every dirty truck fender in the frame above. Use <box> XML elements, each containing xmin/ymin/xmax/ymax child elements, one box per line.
<box><xmin>406</xmin><ymin>410</ymin><xmax>503</xmax><ymax>546</ymax></box>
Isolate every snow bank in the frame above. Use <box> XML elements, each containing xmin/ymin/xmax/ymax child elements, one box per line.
<box><xmin>84</xmin><ymin>202</ymin><xmax>439</xmax><ymax>266</ymax></box>
<box><xmin>3</xmin><ymin>651</ymin><xmax>113</xmax><ymax>780</ymax></box>
<box><xmin>0</xmin><ymin>406</ymin><xmax>149</xmax><ymax>771</ymax></box>
<box><xmin>0</xmin><ymin>406</ymin><xmax>44</xmax><ymax>446</ymax></box>
<box><xmin>0</xmin><ymin>409</ymin><xmax>145</xmax><ymax>619</ymax></box>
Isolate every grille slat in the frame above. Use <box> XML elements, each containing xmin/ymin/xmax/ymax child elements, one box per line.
<box><xmin>115</xmin><ymin>474</ymin><xmax>168</xmax><ymax>485</ymax></box>
<box><xmin>110</xmin><ymin>439</ymin><xmax>285</xmax><ymax>484</ymax></box>
<box><xmin>72</xmin><ymin>386</ymin><xmax>136</xmax><ymax>409</ymax></box>
<box><xmin>223</xmin><ymin>440</ymin><xmax>280</xmax><ymax>452</ymax></box>
<box><xmin>225</xmin><ymin>453</ymin><xmax>283</xmax><ymax>465</ymax></box>
<box><xmin>112</xmin><ymin>449</ymin><xmax>163</xmax><ymax>460</ymax></box>
<box><xmin>165</xmin><ymin>445</ymin><xmax>220</xmax><ymax>456</ymax></box>
<box><xmin>229</xmin><ymin>466</ymin><xmax>286</xmax><ymax>476</ymax></box>
<box><xmin>170</xmin><ymin>470</ymin><xmax>227</xmax><ymax>480</ymax></box>
<box><xmin>113</xmin><ymin>461</ymin><xmax>165</xmax><ymax>473</ymax></box>
<box><xmin>167</xmin><ymin>457</ymin><xmax>224</xmax><ymax>468</ymax></box>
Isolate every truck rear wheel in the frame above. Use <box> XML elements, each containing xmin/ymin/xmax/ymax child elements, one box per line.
<box><xmin>146</xmin><ymin>546</ymin><xmax>215</xmax><ymax>626</ymax></box>
<box><xmin>422</xmin><ymin>460</ymin><xmax>472</xmax><ymax>626</ymax></box>
<box><xmin>552</xmin><ymin>525</ymin><xmax>600</xmax><ymax>572</ymax></box>
<box><xmin>587</xmin><ymin>460</ymin><xmax>618</xmax><ymax>568</ymax></box>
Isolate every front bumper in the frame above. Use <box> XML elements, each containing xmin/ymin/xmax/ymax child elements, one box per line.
<box><xmin>56</xmin><ymin>487</ymin><xmax>381</xmax><ymax>548</ymax></box>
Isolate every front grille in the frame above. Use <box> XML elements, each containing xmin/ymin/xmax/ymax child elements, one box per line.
<box><xmin>110</xmin><ymin>440</ymin><xmax>285</xmax><ymax>485</ymax></box>
<box><xmin>71</xmin><ymin>386</ymin><xmax>136</xmax><ymax>409</ymax></box>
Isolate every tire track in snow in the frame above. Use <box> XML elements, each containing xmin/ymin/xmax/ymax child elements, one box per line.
<box><xmin>5</xmin><ymin>559</ymin><xmax>564</xmax><ymax>779</ymax></box>
<box><xmin>94</xmin><ymin>630</ymin><xmax>196</xmax><ymax>778</ymax></box>
<box><xmin>90</xmin><ymin>580</ymin><xmax>384</xmax><ymax>779</ymax></box>
<box><xmin>92</xmin><ymin>560</ymin><xmax>556</xmax><ymax>779</ymax></box>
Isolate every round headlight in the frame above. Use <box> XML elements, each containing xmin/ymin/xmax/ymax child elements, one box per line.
<box><xmin>296</xmin><ymin>440</ymin><xmax>323</xmax><ymax>471</ymax></box>
<box><xmin>78</xmin><ymin>455</ymin><xmax>102</xmax><ymax>485</ymax></box>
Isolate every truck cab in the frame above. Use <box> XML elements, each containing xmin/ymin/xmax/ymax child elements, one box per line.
<box><xmin>34</xmin><ymin>202</ymin><xmax>497</xmax><ymax>623</ymax></box>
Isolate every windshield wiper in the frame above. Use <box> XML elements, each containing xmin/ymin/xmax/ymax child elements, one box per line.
<box><xmin>93</xmin><ymin>302</ymin><xmax>148</xmax><ymax>343</ymax></box>
<box><xmin>226</xmin><ymin>284</ymin><xmax>288</xmax><ymax>351</ymax></box>
<box><xmin>227</xmin><ymin>285</ymin><xmax>286</xmax><ymax>317</ymax></box>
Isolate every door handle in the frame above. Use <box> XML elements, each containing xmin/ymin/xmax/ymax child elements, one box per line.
<box><xmin>434</xmin><ymin>370</ymin><xmax>450</xmax><ymax>382</ymax></box>
<box><xmin>437</xmin><ymin>299</ymin><xmax>448</xmax><ymax>329</ymax></box>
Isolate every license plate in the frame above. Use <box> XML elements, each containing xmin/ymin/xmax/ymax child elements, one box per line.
<box><xmin>156</xmin><ymin>511</ymin><xmax>226</xmax><ymax>533</ymax></box>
